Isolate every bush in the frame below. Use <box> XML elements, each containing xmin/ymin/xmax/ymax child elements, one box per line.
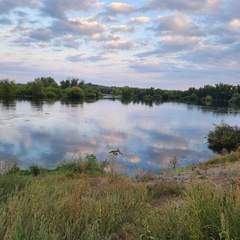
<box><xmin>46</xmin><ymin>91</ymin><xmax>57</xmax><ymax>98</ymax></box>
<box><xmin>207</xmin><ymin>122</ymin><xmax>240</xmax><ymax>153</ymax></box>
<box><xmin>65</xmin><ymin>86</ymin><xmax>84</xmax><ymax>99</ymax></box>
<box><xmin>54</xmin><ymin>154</ymin><xmax>107</xmax><ymax>176</ymax></box>
<box><xmin>229</xmin><ymin>92</ymin><xmax>240</xmax><ymax>105</ymax></box>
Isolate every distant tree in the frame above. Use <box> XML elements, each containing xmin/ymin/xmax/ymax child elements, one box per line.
<box><xmin>28</xmin><ymin>79</ymin><xmax>45</xmax><ymax>98</ymax></box>
<box><xmin>205</xmin><ymin>95</ymin><xmax>213</xmax><ymax>102</ymax></box>
<box><xmin>70</xmin><ymin>78</ymin><xmax>78</xmax><ymax>87</ymax></box>
<box><xmin>65</xmin><ymin>86</ymin><xmax>84</xmax><ymax>99</ymax></box>
<box><xmin>229</xmin><ymin>93</ymin><xmax>240</xmax><ymax>105</ymax></box>
<box><xmin>35</xmin><ymin>77</ymin><xmax>57</xmax><ymax>88</ymax></box>
<box><xmin>0</xmin><ymin>79</ymin><xmax>17</xmax><ymax>97</ymax></box>
<box><xmin>60</xmin><ymin>78</ymin><xmax>80</xmax><ymax>89</ymax></box>
<box><xmin>78</xmin><ymin>80</ymin><xmax>85</xmax><ymax>89</ymax></box>
<box><xmin>162</xmin><ymin>92</ymin><xmax>169</xmax><ymax>101</ymax></box>
<box><xmin>84</xmin><ymin>87</ymin><xmax>97</xmax><ymax>99</ymax></box>
<box><xmin>189</xmin><ymin>93</ymin><xmax>199</xmax><ymax>102</ymax></box>
<box><xmin>60</xmin><ymin>79</ymin><xmax>71</xmax><ymax>89</ymax></box>
<box><xmin>110</xmin><ymin>88</ymin><xmax>122</xmax><ymax>97</ymax></box>
<box><xmin>121</xmin><ymin>86</ymin><xmax>133</xmax><ymax>99</ymax></box>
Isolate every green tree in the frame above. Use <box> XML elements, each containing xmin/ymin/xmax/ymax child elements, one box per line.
<box><xmin>28</xmin><ymin>79</ymin><xmax>45</xmax><ymax>98</ymax></box>
<box><xmin>60</xmin><ymin>79</ymin><xmax>71</xmax><ymax>89</ymax></box>
<box><xmin>84</xmin><ymin>87</ymin><xmax>98</xmax><ymax>99</ymax></box>
<box><xmin>65</xmin><ymin>86</ymin><xmax>84</xmax><ymax>99</ymax></box>
<box><xmin>229</xmin><ymin>93</ymin><xmax>240</xmax><ymax>105</ymax></box>
<box><xmin>0</xmin><ymin>79</ymin><xmax>17</xmax><ymax>97</ymax></box>
<box><xmin>121</xmin><ymin>86</ymin><xmax>133</xmax><ymax>99</ymax></box>
<box><xmin>70</xmin><ymin>78</ymin><xmax>79</xmax><ymax>87</ymax></box>
<box><xmin>35</xmin><ymin>77</ymin><xmax>57</xmax><ymax>88</ymax></box>
<box><xmin>207</xmin><ymin>122</ymin><xmax>240</xmax><ymax>153</ymax></box>
<box><xmin>78</xmin><ymin>80</ymin><xmax>85</xmax><ymax>89</ymax></box>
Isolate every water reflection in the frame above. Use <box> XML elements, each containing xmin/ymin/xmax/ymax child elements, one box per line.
<box><xmin>0</xmin><ymin>99</ymin><xmax>240</xmax><ymax>172</ymax></box>
<box><xmin>0</xmin><ymin>98</ymin><xmax>16</xmax><ymax>110</ymax></box>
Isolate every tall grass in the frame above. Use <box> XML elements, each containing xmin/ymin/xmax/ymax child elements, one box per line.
<box><xmin>0</xmin><ymin>157</ymin><xmax>240</xmax><ymax>239</ymax></box>
<box><xmin>203</xmin><ymin>150</ymin><xmax>240</xmax><ymax>166</ymax></box>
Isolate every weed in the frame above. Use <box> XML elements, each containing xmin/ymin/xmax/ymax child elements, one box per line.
<box><xmin>147</xmin><ymin>182</ymin><xmax>185</xmax><ymax>199</ymax></box>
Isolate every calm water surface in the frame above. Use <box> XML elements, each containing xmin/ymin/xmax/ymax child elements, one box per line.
<box><xmin>1</xmin><ymin>99</ymin><xmax>240</xmax><ymax>173</ymax></box>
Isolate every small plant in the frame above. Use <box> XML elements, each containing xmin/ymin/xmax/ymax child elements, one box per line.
<box><xmin>147</xmin><ymin>182</ymin><xmax>185</xmax><ymax>199</ymax></box>
<box><xmin>7</xmin><ymin>163</ymin><xmax>20</xmax><ymax>175</ymax></box>
<box><xmin>55</xmin><ymin>161</ymin><xmax>82</xmax><ymax>174</ymax></box>
<box><xmin>27</xmin><ymin>165</ymin><xmax>48</xmax><ymax>176</ymax></box>
<box><xmin>29</xmin><ymin>165</ymin><xmax>40</xmax><ymax>176</ymax></box>
<box><xmin>168</xmin><ymin>155</ymin><xmax>178</xmax><ymax>169</ymax></box>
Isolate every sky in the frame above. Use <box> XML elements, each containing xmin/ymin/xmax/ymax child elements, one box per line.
<box><xmin>0</xmin><ymin>0</ymin><xmax>240</xmax><ymax>90</ymax></box>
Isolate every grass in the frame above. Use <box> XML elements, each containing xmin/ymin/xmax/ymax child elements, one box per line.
<box><xmin>1</xmin><ymin>153</ymin><xmax>240</xmax><ymax>239</ymax></box>
<box><xmin>202</xmin><ymin>150</ymin><xmax>240</xmax><ymax>166</ymax></box>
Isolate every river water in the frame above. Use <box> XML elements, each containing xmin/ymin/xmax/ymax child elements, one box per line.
<box><xmin>1</xmin><ymin>99</ymin><xmax>240</xmax><ymax>173</ymax></box>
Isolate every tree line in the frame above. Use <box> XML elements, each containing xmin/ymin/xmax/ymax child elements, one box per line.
<box><xmin>0</xmin><ymin>77</ymin><xmax>240</xmax><ymax>105</ymax></box>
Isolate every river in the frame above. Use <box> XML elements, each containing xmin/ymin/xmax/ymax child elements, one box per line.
<box><xmin>1</xmin><ymin>99</ymin><xmax>240</xmax><ymax>173</ymax></box>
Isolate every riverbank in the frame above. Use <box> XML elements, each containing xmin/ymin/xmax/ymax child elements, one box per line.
<box><xmin>0</xmin><ymin>151</ymin><xmax>240</xmax><ymax>239</ymax></box>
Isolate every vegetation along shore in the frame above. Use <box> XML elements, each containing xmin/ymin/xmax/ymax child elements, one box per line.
<box><xmin>1</xmin><ymin>77</ymin><xmax>240</xmax><ymax>106</ymax></box>
<box><xmin>0</xmin><ymin>149</ymin><xmax>240</xmax><ymax>239</ymax></box>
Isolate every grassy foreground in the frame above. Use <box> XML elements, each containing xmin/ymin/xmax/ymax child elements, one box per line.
<box><xmin>1</xmin><ymin>153</ymin><xmax>240</xmax><ymax>239</ymax></box>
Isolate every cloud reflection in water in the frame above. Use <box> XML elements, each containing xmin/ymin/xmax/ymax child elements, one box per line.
<box><xmin>1</xmin><ymin>100</ymin><xmax>240</xmax><ymax>172</ymax></box>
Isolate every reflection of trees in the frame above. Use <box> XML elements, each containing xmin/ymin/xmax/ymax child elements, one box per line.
<box><xmin>60</xmin><ymin>99</ymin><xmax>84</xmax><ymax>107</ymax></box>
<box><xmin>121</xmin><ymin>98</ymin><xmax>132</xmax><ymax>105</ymax></box>
<box><xmin>0</xmin><ymin>98</ymin><xmax>16</xmax><ymax>110</ymax></box>
<box><xmin>30</xmin><ymin>100</ymin><xmax>44</xmax><ymax>111</ymax></box>
<box><xmin>84</xmin><ymin>99</ymin><xmax>97</xmax><ymax>104</ymax></box>
<box><xmin>185</xmin><ymin>102</ymin><xmax>240</xmax><ymax>116</ymax></box>
<box><xmin>122</xmin><ymin>99</ymin><xmax>163</xmax><ymax>107</ymax></box>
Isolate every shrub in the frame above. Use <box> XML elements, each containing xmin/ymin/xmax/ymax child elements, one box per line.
<box><xmin>207</xmin><ymin>122</ymin><xmax>240</xmax><ymax>153</ymax></box>
<box><xmin>54</xmin><ymin>155</ymin><xmax>107</xmax><ymax>176</ymax></box>
<box><xmin>65</xmin><ymin>86</ymin><xmax>84</xmax><ymax>99</ymax></box>
<box><xmin>229</xmin><ymin>92</ymin><xmax>240</xmax><ymax>105</ymax></box>
<box><xmin>46</xmin><ymin>91</ymin><xmax>57</xmax><ymax>98</ymax></box>
<box><xmin>205</xmin><ymin>95</ymin><xmax>213</xmax><ymax>102</ymax></box>
<box><xmin>55</xmin><ymin>162</ymin><xmax>82</xmax><ymax>174</ymax></box>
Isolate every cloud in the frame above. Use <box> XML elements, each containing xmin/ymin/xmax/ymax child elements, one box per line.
<box><xmin>129</xmin><ymin>61</ymin><xmax>170</xmax><ymax>73</ymax></box>
<box><xmin>0</xmin><ymin>17</ymin><xmax>12</xmax><ymax>25</ymax></box>
<box><xmin>101</xmin><ymin>16</ymin><xmax>117</xmax><ymax>23</ymax></box>
<box><xmin>0</xmin><ymin>0</ymin><xmax>39</xmax><ymax>14</ymax></box>
<box><xmin>1</xmin><ymin>0</ymin><xmax>240</xmax><ymax>89</ymax></box>
<box><xmin>91</xmin><ymin>33</ymin><xmax>121</xmax><ymax>42</ymax></box>
<box><xmin>66</xmin><ymin>54</ymin><xmax>112</xmax><ymax>62</ymax></box>
<box><xmin>183</xmin><ymin>43</ymin><xmax>240</xmax><ymax>68</ymax></box>
<box><xmin>110</xmin><ymin>25</ymin><xmax>135</xmax><ymax>33</ymax></box>
<box><xmin>105</xmin><ymin>39</ymin><xmax>134</xmax><ymax>50</ymax></box>
<box><xmin>106</xmin><ymin>2</ymin><xmax>136</xmax><ymax>15</ymax></box>
<box><xmin>152</xmin><ymin>12</ymin><xmax>202</xmax><ymax>36</ymax></box>
<box><xmin>53</xmin><ymin>35</ymin><xmax>82</xmax><ymax>49</ymax></box>
<box><xmin>51</xmin><ymin>18</ymin><xmax>107</xmax><ymax>36</ymax></box>
<box><xmin>29</xmin><ymin>28</ymin><xmax>54</xmax><ymax>42</ymax></box>
<box><xmin>145</xmin><ymin>0</ymin><xmax>222</xmax><ymax>13</ymax></box>
<box><xmin>41</xmin><ymin>0</ymin><xmax>97</xmax><ymax>19</ymax></box>
<box><xmin>227</xmin><ymin>19</ymin><xmax>240</xmax><ymax>33</ymax></box>
<box><xmin>160</xmin><ymin>36</ymin><xmax>199</xmax><ymax>52</ymax></box>
<box><xmin>129</xmin><ymin>17</ymin><xmax>151</xmax><ymax>24</ymax></box>
<box><xmin>136</xmin><ymin>36</ymin><xmax>199</xmax><ymax>58</ymax></box>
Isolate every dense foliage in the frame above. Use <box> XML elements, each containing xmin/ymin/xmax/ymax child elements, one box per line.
<box><xmin>207</xmin><ymin>122</ymin><xmax>240</xmax><ymax>153</ymax></box>
<box><xmin>1</xmin><ymin>77</ymin><xmax>240</xmax><ymax>105</ymax></box>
